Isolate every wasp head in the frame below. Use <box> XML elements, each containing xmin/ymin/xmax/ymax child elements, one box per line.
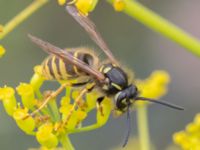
<box><xmin>114</xmin><ymin>84</ymin><xmax>138</xmax><ymax>112</ymax></box>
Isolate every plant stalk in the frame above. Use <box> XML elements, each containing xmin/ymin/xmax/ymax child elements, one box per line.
<box><xmin>107</xmin><ymin>0</ymin><xmax>200</xmax><ymax>57</ymax></box>
<box><xmin>137</xmin><ymin>105</ymin><xmax>150</xmax><ymax>150</ymax></box>
<box><xmin>0</xmin><ymin>0</ymin><xmax>49</xmax><ymax>40</ymax></box>
<box><xmin>60</xmin><ymin>135</ymin><xmax>75</xmax><ymax>150</ymax></box>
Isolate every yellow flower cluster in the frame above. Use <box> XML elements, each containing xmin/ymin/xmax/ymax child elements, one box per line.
<box><xmin>0</xmin><ymin>65</ymin><xmax>170</xmax><ymax>149</ymax></box>
<box><xmin>135</xmin><ymin>70</ymin><xmax>170</xmax><ymax>106</ymax></box>
<box><xmin>0</xmin><ymin>66</ymin><xmax>112</xmax><ymax>149</ymax></box>
<box><xmin>173</xmin><ymin>113</ymin><xmax>200</xmax><ymax>150</ymax></box>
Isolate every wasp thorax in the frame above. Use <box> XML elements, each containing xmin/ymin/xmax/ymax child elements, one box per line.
<box><xmin>99</xmin><ymin>64</ymin><xmax>128</xmax><ymax>94</ymax></box>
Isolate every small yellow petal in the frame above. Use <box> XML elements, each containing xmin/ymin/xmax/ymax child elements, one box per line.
<box><xmin>0</xmin><ymin>45</ymin><xmax>5</xmax><ymax>57</ymax></box>
<box><xmin>75</xmin><ymin>0</ymin><xmax>98</xmax><ymax>15</ymax></box>
<box><xmin>16</xmin><ymin>83</ymin><xmax>36</xmax><ymax>109</ymax></box>
<box><xmin>13</xmin><ymin>107</ymin><xmax>35</xmax><ymax>134</ymax></box>
<box><xmin>76</xmin><ymin>109</ymin><xmax>87</xmax><ymax>121</ymax></box>
<box><xmin>135</xmin><ymin>70</ymin><xmax>170</xmax><ymax>106</ymax></box>
<box><xmin>59</xmin><ymin>104</ymin><xmax>73</xmax><ymax>115</ymax></box>
<box><xmin>57</xmin><ymin>0</ymin><xmax>66</xmax><ymax>6</ymax></box>
<box><xmin>36</xmin><ymin>123</ymin><xmax>58</xmax><ymax>149</ymax></box>
<box><xmin>0</xmin><ymin>86</ymin><xmax>15</xmax><ymax>100</ymax></box>
<box><xmin>113</xmin><ymin>0</ymin><xmax>126</xmax><ymax>12</ymax></box>
<box><xmin>186</xmin><ymin>123</ymin><xmax>199</xmax><ymax>133</ymax></box>
<box><xmin>0</xmin><ymin>86</ymin><xmax>17</xmax><ymax>115</ymax></box>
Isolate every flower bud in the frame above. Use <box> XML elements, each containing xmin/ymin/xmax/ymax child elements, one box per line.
<box><xmin>57</xmin><ymin>0</ymin><xmax>66</xmax><ymax>6</ymax></box>
<box><xmin>0</xmin><ymin>86</ymin><xmax>17</xmax><ymax>116</ymax></box>
<box><xmin>13</xmin><ymin>107</ymin><xmax>35</xmax><ymax>134</ymax></box>
<box><xmin>16</xmin><ymin>83</ymin><xmax>36</xmax><ymax>109</ymax></box>
<box><xmin>36</xmin><ymin>123</ymin><xmax>58</xmax><ymax>149</ymax></box>
<box><xmin>75</xmin><ymin>0</ymin><xmax>98</xmax><ymax>15</ymax></box>
<box><xmin>113</xmin><ymin>0</ymin><xmax>125</xmax><ymax>12</ymax></box>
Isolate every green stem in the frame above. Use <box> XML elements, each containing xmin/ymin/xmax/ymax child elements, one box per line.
<box><xmin>0</xmin><ymin>0</ymin><xmax>49</xmax><ymax>40</ymax></box>
<box><xmin>49</xmin><ymin>98</ymin><xmax>61</xmax><ymax>122</ymax></box>
<box><xmin>136</xmin><ymin>105</ymin><xmax>150</xmax><ymax>150</ymax></box>
<box><xmin>107</xmin><ymin>0</ymin><xmax>200</xmax><ymax>57</ymax></box>
<box><xmin>60</xmin><ymin>135</ymin><xmax>75</xmax><ymax>150</ymax></box>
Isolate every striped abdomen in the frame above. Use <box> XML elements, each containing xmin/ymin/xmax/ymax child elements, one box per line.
<box><xmin>41</xmin><ymin>48</ymin><xmax>99</xmax><ymax>80</ymax></box>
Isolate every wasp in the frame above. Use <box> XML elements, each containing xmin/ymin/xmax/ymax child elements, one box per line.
<box><xmin>28</xmin><ymin>5</ymin><xmax>183</xmax><ymax>146</ymax></box>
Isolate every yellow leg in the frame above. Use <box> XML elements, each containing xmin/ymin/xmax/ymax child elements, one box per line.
<box><xmin>23</xmin><ymin>82</ymin><xmax>72</xmax><ymax>119</ymax></box>
<box><xmin>62</xmin><ymin>83</ymin><xmax>96</xmax><ymax>126</ymax></box>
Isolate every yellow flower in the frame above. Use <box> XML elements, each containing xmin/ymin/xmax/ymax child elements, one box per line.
<box><xmin>0</xmin><ymin>86</ymin><xmax>17</xmax><ymax>116</ymax></box>
<box><xmin>173</xmin><ymin>113</ymin><xmax>200</xmax><ymax>149</ymax></box>
<box><xmin>113</xmin><ymin>0</ymin><xmax>126</xmax><ymax>12</ymax></box>
<box><xmin>16</xmin><ymin>83</ymin><xmax>36</xmax><ymax>109</ymax></box>
<box><xmin>13</xmin><ymin>107</ymin><xmax>36</xmax><ymax>135</ymax></box>
<box><xmin>0</xmin><ymin>45</ymin><xmax>5</xmax><ymax>57</ymax></box>
<box><xmin>75</xmin><ymin>0</ymin><xmax>98</xmax><ymax>15</ymax></box>
<box><xmin>36</xmin><ymin>123</ymin><xmax>58</xmax><ymax>149</ymax></box>
<box><xmin>57</xmin><ymin>0</ymin><xmax>67</xmax><ymax>6</ymax></box>
<box><xmin>136</xmin><ymin>70</ymin><xmax>170</xmax><ymax>106</ymax></box>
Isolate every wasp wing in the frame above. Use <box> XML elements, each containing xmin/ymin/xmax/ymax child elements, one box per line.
<box><xmin>28</xmin><ymin>34</ymin><xmax>105</xmax><ymax>81</ymax></box>
<box><xmin>66</xmin><ymin>5</ymin><xmax>119</xmax><ymax>65</ymax></box>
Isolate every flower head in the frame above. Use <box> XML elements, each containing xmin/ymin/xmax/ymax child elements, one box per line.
<box><xmin>13</xmin><ymin>106</ymin><xmax>36</xmax><ymax>135</ymax></box>
<box><xmin>0</xmin><ymin>65</ymin><xmax>171</xmax><ymax>149</ymax></box>
<box><xmin>135</xmin><ymin>70</ymin><xmax>170</xmax><ymax>106</ymax></box>
<box><xmin>173</xmin><ymin>113</ymin><xmax>200</xmax><ymax>149</ymax></box>
<box><xmin>0</xmin><ymin>86</ymin><xmax>17</xmax><ymax>115</ymax></box>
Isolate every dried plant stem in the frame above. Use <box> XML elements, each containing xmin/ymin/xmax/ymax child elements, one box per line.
<box><xmin>107</xmin><ymin>0</ymin><xmax>200</xmax><ymax>57</ymax></box>
<box><xmin>137</xmin><ymin>105</ymin><xmax>150</xmax><ymax>150</ymax></box>
<box><xmin>0</xmin><ymin>0</ymin><xmax>49</xmax><ymax>40</ymax></box>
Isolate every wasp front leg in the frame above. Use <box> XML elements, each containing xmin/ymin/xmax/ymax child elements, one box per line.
<box><xmin>68</xmin><ymin>96</ymin><xmax>112</xmax><ymax>133</ymax></box>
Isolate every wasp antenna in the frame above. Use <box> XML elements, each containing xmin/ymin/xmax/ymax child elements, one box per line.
<box><xmin>122</xmin><ymin>105</ymin><xmax>131</xmax><ymax>147</ymax></box>
<box><xmin>135</xmin><ymin>97</ymin><xmax>184</xmax><ymax>110</ymax></box>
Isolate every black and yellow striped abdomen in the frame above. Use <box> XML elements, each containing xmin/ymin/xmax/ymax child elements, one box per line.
<box><xmin>41</xmin><ymin>48</ymin><xmax>99</xmax><ymax>80</ymax></box>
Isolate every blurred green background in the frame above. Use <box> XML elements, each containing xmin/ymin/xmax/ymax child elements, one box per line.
<box><xmin>0</xmin><ymin>0</ymin><xmax>200</xmax><ymax>149</ymax></box>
